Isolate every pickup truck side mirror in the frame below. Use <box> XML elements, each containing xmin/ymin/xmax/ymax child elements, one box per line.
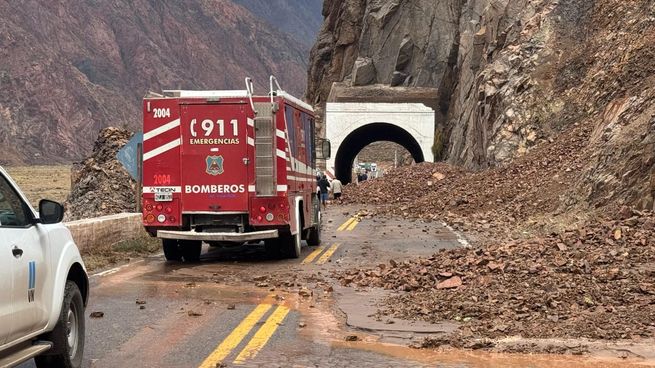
<box><xmin>39</xmin><ymin>199</ymin><xmax>64</xmax><ymax>224</ymax></box>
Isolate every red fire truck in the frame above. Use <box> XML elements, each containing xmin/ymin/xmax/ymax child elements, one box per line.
<box><xmin>140</xmin><ymin>77</ymin><xmax>329</xmax><ymax>261</ymax></box>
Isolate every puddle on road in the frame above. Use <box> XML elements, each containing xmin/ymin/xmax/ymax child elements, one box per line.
<box><xmin>334</xmin><ymin>340</ymin><xmax>653</xmax><ymax>368</ymax></box>
<box><xmin>282</xmin><ymin>287</ymin><xmax>655</xmax><ymax>368</ymax></box>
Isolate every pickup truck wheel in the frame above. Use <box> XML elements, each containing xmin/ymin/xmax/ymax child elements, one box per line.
<box><xmin>163</xmin><ymin>239</ymin><xmax>182</xmax><ymax>261</ymax></box>
<box><xmin>35</xmin><ymin>281</ymin><xmax>84</xmax><ymax>368</ymax></box>
<box><xmin>180</xmin><ymin>240</ymin><xmax>202</xmax><ymax>262</ymax></box>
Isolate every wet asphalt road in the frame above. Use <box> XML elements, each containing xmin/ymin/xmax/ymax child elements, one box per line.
<box><xmin>17</xmin><ymin>206</ymin><xmax>646</xmax><ymax>368</ymax></box>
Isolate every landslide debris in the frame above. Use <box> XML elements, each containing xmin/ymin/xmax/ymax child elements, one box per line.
<box><xmin>337</xmin><ymin>119</ymin><xmax>654</xmax><ymax>347</ymax></box>
<box><xmin>338</xmin><ymin>208</ymin><xmax>655</xmax><ymax>342</ymax></box>
<box><xmin>65</xmin><ymin>127</ymin><xmax>136</xmax><ymax>220</ymax></box>
<box><xmin>343</xmin><ymin>163</ymin><xmax>466</xmax><ymax>208</ymax></box>
<box><xmin>342</xmin><ymin>117</ymin><xmax>596</xmax><ymax>240</ymax></box>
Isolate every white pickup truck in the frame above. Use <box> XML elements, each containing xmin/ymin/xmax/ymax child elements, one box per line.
<box><xmin>0</xmin><ymin>167</ymin><xmax>88</xmax><ymax>368</ymax></box>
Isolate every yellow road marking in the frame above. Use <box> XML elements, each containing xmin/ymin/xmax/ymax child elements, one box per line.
<box><xmin>301</xmin><ymin>246</ymin><xmax>325</xmax><ymax>264</ymax></box>
<box><xmin>316</xmin><ymin>243</ymin><xmax>341</xmax><ymax>265</ymax></box>
<box><xmin>198</xmin><ymin>303</ymin><xmax>272</xmax><ymax>368</ymax></box>
<box><xmin>337</xmin><ymin>217</ymin><xmax>356</xmax><ymax>231</ymax></box>
<box><xmin>233</xmin><ymin>305</ymin><xmax>290</xmax><ymax>364</ymax></box>
<box><xmin>346</xmin><ymin>217</ymin><xmax>360</xmax><ymax>231</ymax></box>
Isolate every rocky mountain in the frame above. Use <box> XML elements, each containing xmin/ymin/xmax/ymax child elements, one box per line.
<box><xmin>0</xmin><ymin>0</ymin><xmax>319</xmax><ymax>165</ymax></box>
<box><xmin>307</xmin><ymin>0</ymin><xmax>655</xmax><ymax>211</ymax></box>
<box><xmin>233</xmin><ymin>0</ymin><xmax>323</xmax><ymax>47</ymax></box>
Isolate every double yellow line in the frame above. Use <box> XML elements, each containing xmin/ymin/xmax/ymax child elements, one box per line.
<box><xmin>337</xmin><ymin>216</ymin><xmax>361</xmax><ymax>231</ymax></box>
<box><xmin>301</xmin><ymin>243</ymin><xmax>341</xmax><ymax>265</ymax></box>
<box><xmin>199</xmin><ymin>298</ymin><xmax>289</xmax><ymax>367</ymax></box>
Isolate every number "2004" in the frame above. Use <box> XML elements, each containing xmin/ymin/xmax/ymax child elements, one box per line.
<box><xmin>153</xmin><ymin>108</ymin><xmax>171</xmax><ymax>118</ymax></box>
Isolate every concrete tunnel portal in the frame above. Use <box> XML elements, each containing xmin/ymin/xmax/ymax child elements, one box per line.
<box><xmin>325</xmin><ymin>102</ymin><xmax>436</xmax><ymax>185</ymax></box>
<box><xmin>334</xmin><ymin>123</ymin><xmax>425</xmax><ymax>184</ymax></box>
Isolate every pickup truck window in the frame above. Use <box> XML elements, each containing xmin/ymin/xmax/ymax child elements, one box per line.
<box><xmin>0</xmin><ymin>174</ymin><xmax>31</xmax><ymax>227</ymax></box>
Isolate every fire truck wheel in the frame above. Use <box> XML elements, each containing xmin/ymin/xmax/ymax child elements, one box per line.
<box><xmin>162</xmin><ymin>239</ymin><xmax>182</xmax><ymax>262</ymax></box>
<box><xmin>307</xmin><ymin>210</ymin><xmax>321</xmax><ymax>246</ymax></box>
<box><xmin>282</xmin><ymin>230</ymin><xmax>302</xmax><ymax>259</ymax></box>
<box><xmin>180</xmin><ymin>240</ymin><xmax>202</xmax><ymax>262</ymax></box>
<box><xmin>306</xmin><ymin>225</ymin><xmax>321</xmax><ymax>246</ymax></box>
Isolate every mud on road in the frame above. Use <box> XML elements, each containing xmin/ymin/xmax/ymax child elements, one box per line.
<box><xmin>19</xmin><ymin>206</ymin><xmax>655</xmax><ymax>367</ymax></box>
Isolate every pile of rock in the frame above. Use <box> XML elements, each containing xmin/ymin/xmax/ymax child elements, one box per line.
<box><xmin>65</xmin><ymin>127</ymin><xmax>137</xmax><ymax>220</ymax></box>
<box><xmin>342</xmin><ymin>119</ymin><xmax>598</xmax><ymax>240</ymax></box>
<box><xmin>338</xmin><ymin>208</ymin><xmax>655</xmax><ymax>342</ymax></box>
<box><xmin>342</xmin><ymin>163</ymin><xmax>466</xmax><ymax>208</ymax></box>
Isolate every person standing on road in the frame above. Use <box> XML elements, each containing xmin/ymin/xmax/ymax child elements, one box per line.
<box><xmin>356</xmin><ymin>170</ymin><xmax>364</xmax><ymax>184</ymax></box>
<box><xmin>331</xmin><ymin>178</ymin><xmax>343</xmax><ymax>201</ymax></box>
<box><xmin>318</xmin><ymin>174</ymin><xmax>330</xmax><ymax>209</ymax></box>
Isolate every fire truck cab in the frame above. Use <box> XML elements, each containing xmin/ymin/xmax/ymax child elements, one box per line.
<box><xmin>141</xmin><ymin>77</ymin><xmax>327</xmax><ymax>261</ymax></box>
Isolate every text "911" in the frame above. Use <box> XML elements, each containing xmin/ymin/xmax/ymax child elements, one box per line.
<box><xmin>189</xmin><ymin>119</ymin><xmax>238</xmax><ymax>138</ymax></box>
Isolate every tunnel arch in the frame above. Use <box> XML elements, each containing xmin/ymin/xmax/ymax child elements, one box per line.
<box><xmin>334</xmin><ymin>123</ymin><xmax>425</xmax><ymax>184</ymax></box>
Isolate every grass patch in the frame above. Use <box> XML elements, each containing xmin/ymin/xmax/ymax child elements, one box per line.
<box><xmin>82</xmin><ymin>236</ymin><xmax>161</xmax><ymax>272</ymax></box>
<box><xmin>4</xmin><ymin>165</ymin><xmax>71</xmax><ymax>206</ymax></box>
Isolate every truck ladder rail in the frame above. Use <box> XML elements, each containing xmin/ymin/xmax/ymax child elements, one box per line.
<box><xmin>245</xmin><ymin>77</ymin><xmax>257</xmax><ymax>115</ymax></box>
<box><xmin>253</xmin><ymin>102</ymin><xmax>277</xmax><ymax>196</ymax></box>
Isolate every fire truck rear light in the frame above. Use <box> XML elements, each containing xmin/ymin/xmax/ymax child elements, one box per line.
<box><xmin>256</xmin><ymin>215</ymin><xmax>263</xmax><ymax>222</ymax></box>
<box><xmin>259</xmin><ymin>206</ymin><xmax>266</xmax><ymax>213</ymax></box>
<box><xmin>165</xmin><ymin>207</ymin><xmax>172</xmax><ymax>214</ymax></box>
<box><xmin>157</xmin><ymin>214</ymin><xmax>166</xmax><ymax>223</ymax></box>
<box><xmin>145</xmin><ymin>204</ymin><xmax>153</xmax><ymax>212</ymax></box>
<box><xmin>156</xmin><ymin>204</ymin><xmax>163</xmax><ymax>211</ymax></box>
<box><xmin>145</xmin><ymin>214</ymin><xmax>155</xmax><ymax>223</ymax></box>
<box><xmin>265</xmin><ymin>213</ymin><xmax>274</xmax><ymax>222</ymax></box>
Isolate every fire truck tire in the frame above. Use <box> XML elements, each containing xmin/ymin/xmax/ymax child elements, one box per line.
<box><xmin>180</xmin><ymin>240</ymin><xmax>202</xmax><ymax>262</ymax></box>
<box><xmin>162</xmin><ymin>239</ymin><xmax>182</xmax><ymax>262</ymax></box>
<box><xmin>307</xmin><ymin>211</ymin><xmax>321</xmax><ymax>246</ymax></box>
<box><xmin>306</xmin><ymin>225</ymin><xmax>321</xmax><ymax>246</ymax></box>
<box><xmin>281</xmin><ymin>230</ymin><xmax>302</xmax><ymax>259</ymax></box>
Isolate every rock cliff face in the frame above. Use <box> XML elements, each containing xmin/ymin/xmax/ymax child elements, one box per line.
<box><xmin>0</xmin><ymin>0</ymin><xmax>317</xmax><ymax>164</ymax></box>
<box><xmin>307</xmin><ymin>0</ymin><xmax>655</xmax><ymax>210</ymax></box>
<box><xmin>233</xmin><ymin>0</ymin><xmax>324</xmax><ymax>47</ymax></box>
<box><xmin>307</xmin><ymin>0</ymin><xmax>461</xmax><ymax>106</ymax></box>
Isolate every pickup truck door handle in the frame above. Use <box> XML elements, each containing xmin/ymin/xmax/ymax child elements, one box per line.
<box><xmin>12</xmin><ymin>246</ymin><xmax>23</xmax><ymax>258</ymax></box>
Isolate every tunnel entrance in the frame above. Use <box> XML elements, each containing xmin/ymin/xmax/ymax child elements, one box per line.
<box><xmin>334</xmin><ymin>123</ymin><xmax>425</xmax><ymax>184</ymax></box>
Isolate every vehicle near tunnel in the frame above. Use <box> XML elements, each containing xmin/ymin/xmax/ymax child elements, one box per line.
<box><xmin>141</xmin><ymin>77</ymin><xmax>328</xmax><ymax>261</ymax></box>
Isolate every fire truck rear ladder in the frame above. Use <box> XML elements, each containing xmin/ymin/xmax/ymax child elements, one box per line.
<box><xmin>253</xmin><ymin>101</ymin><xmax>277</xmax><ymax>196</ymax></box>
